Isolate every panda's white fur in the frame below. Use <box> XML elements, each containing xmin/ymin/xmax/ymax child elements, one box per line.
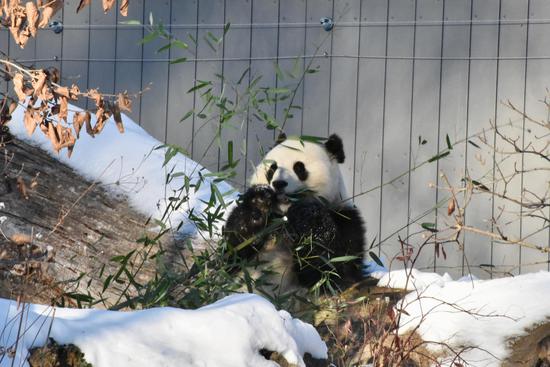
<box><xmin>250</xmin><ymin>137</ymin><xmax>349</xmax><ymax>207</ymax></box>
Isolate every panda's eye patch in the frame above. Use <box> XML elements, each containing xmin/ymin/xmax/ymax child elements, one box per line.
<box><xmin>293</xmin><ymin>161</ymin><xmax>308</xmax><ymax>181</ymax></box>
<box><xmin>266</xmin><ymin>163</ymin><xmax>278</xmax><ymax>183</ymax></box>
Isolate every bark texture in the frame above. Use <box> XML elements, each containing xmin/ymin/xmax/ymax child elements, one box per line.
<box><xmin>0</xmin><ymin>133</ymin><xmax>158</xmax><ymax>305</ymax></box>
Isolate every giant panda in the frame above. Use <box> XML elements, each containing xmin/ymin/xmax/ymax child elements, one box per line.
<box><xmin>224</xmin><ymin>133</ymin><xmax>366</xmax><ymax>292</ymax></box>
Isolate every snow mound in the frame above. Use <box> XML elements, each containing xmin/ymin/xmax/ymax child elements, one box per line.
<box><xmin>379</xmin><ymin>269</ymin><xmax>550</xmax><ymax>366</ymax></box>
<box><xmin>9</xmin><ymin>103</ymin><xmax>237</xmax><ymax>236</ymax></box>
<box><xmin>0</xmin><ymin>293</ymin><xmax>327</xmax><ymax>367</ymax></box>
<box><xmin>376</xmin><ymin>268</ymin><xmax>452</xmax><ymax>290</ymax></box>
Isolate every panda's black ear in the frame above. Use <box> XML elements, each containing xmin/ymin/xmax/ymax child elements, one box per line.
<box><xmin>324</xmin><ymin>134</ymin><xmax>345</xmax><ymax>163</ymax></box>
<box><xmin>275</xmin><ymin>132</ymin><xmax>287</xmax><ymax>146</ymax></box>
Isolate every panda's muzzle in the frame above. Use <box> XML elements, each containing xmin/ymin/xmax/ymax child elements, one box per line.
<box><xmin>272</xmin><ymin>180</ymin><xmax>288</xmax><ymax>192</ymax></box>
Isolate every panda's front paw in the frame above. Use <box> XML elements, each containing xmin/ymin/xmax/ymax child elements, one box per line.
<box><xmin>224</xmin><ymin>185</ymin><xmax>277</xmax><ymax>256</ymax></box>
<box><xmin>240</xmin><ymin>184</ymin><xmax>276</xmax><ymax>210</ymax></box>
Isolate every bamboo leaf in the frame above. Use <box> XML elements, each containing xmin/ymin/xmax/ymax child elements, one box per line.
<box><xmin>428</xmin><ymin>151</ymin><xmax>450</xmax><ymax>163</ymax></box>
<box><xmin>330</xmin><ymin>255</ymin><xmax>358</xmax><ymax>263</ymax></box>
<box><xmin>421</xmin><ymin>222</ymin><xmax>438</xmax><ymax>233</ymax></box>
<box><xmin>446</xmin><ymin>134</ymin><xmax>453</xmax><ymax>150</ymax></box>
<box><xmin>368</xmin><ymin>251</ymin><xmax>384</xmax><ymax>268</ymax></box>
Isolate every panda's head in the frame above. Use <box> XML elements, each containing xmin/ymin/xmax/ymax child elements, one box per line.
<box><xmin>250</xmin><ymin>133</ymin><xmax>348</xmax><ymax>210</ymax></box>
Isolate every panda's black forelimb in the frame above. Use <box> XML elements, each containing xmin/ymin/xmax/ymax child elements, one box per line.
<box><xmin>223</xmin><ymin>185</ymin><xmax>277</xmax><ymax>259</ymax></box>
<box><xmin>286</xmin><ymin>199</ymin><xmax>365</xmax><ymax>288</ymax></box>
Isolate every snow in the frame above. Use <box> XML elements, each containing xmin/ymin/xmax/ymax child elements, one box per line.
<box><xmin>9</xmin><ymin>103</ymin><xmax>237</xmax><ymax>236</ymax></box>
<box><xmin>0</xmin><ymin>293</ymin><xmax>327</xmax><ymax>367</ymax></box>
<box><xmin>362</xmin><ymin>258</ymin><xmax>388</xmax><ymax>277</ymax></box>
<box><xmin>377</xmin><ymin>268</ymin><xmax>550</xmax><ymax>366</ymax></box>
<box><xmin>376</xmin><ymin>268</ymin><xmax>453</xmax><ymax>291</ymax></box>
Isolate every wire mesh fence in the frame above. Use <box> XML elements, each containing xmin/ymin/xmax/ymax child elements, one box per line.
<box><xmin>2</xmin><ymin>0</ymin><xmax>549</xmax><ymax>277</ymax></box>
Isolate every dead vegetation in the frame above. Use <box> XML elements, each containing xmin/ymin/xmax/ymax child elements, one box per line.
<box><xmin>0</xmin><ymin>1</ymin><xmax>137</xmax><ymax>158</ymax></box>
<box><xmin>2</xmin><ymin>0</ymin><xmax>129</xmax><ymax>49</ymax></box>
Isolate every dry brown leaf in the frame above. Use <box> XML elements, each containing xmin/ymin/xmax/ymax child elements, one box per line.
<box><xmin>30</xmin><ymin>173</ymin><xmax>39</xmax><ymax>189</ymax></box>
<box><xmin>73</xmin><ymin>111</ymin><xmax>85</xmax><ymax>138</ymax></box>
<box><xmin>447</xmin><ymin>198</ymin><xmax>456</xmax><ymax>216</ymax></box>
<box><xmin>16</xmin><ymin>176</ymin><xmax>29</xmax><ymax>200</ymax></box>
<box><xmin>69</xmin><ymin>84</ymin><xmax>80</xmax><ymax>100</ymax></box>
<box><xmin>17</xmin><ymin>27</ymin><xmax>31</xmax><ymax>48</ymax></box>
<box><xmin>58</xmin><ymin>95</ymin><xmax>68</xmax><ymax>121</ymax></box>
<box><xmin>111</xmin><ymin>102</ymin><xmax>124</xmax><ymax>133</ymax></box>
<box><xmin>38</xmin><ymin>84</ymin><xmax>53</xmax><ymax>100</ymax></box>
<box><xmin>45</xmin><ymin>66</ymin><xmax>60</xmax><ymax>83</ymax></box>
<box><xmin>67</xmin><ymin>143</ymin><xmax>74</xmax><ymax>158</ymax></box>
<box><xmin>54</xmin><ymin>124</ymin><xmax>76</xmax><ymax>157</ymax></box>
<box><xmin>54</xmin><ymin>86</ymin><xmax>69</xmax><ymax>98</ymax></box>
<box><xmin>8</xmin><ymin>7</ymin><xmax>23</xmax><ymax>45</ymax></box>
<box><xmin>11</xmin><ymin>264</ymin><xmax>26</xmax><ymax>276</ymax></box>
<box><xmin>93</xmin><ymin>106</ymin><xmax>109</xmax><ymax>134</ymax></box>
<box><xmin>25</xmin><ymin>1</ymin><xmax>39</xmax><ymax>36</ymax></box>
<box><xmin>1</xmin><ymin>0</ymin><xmax>9</xmax><ymax>18</ymax></box>
<box><xmin>76</xmin><ymin>0</ymin><xmax>91</xmax><ymax>13</ymax></box>
<box><xmin>38</xmin><ymin>0</ymin><xmax>63</xmax><ymax>29</ymax></box>
<box><xmin>55</xmin><ymin>120</ymin><xmax>63</xmax><ymax>140</ymax></box>
<box><xmin>10</xmin><ymin>233</ymin><xmax>31</xmax><ymax>245</ymax></box>
<box><xmin>47</xmin><ymin>121</ymin><xmax>60</xmax><ymax>152</ymax></box>
<box><xmin>23</xmin><ymin>106</ymin><xmax>37</xmax><ymax>135</ymax></box>
<box><xmin>119</xmin><ymin>0</ymin><xmax>128</xmax><ymax>16</ymax></box>
<box><xmin>39</xmin><ymin>122</ymin><xmax>47</xmax><ymax>134</ymax></box>
<box><xmin>102</xmin><ymin>0</ymin><xmax>115</xmax><ymax>13</ymax></box>
<box><xmin>50</xmin><ymin>103</ymin><xmax>59</xmax><ymax>115</ymax></box>
<box><xmin>83</xmin><ymin>110</ymin><xmax>94</xmax><ymax>137</ymax></box>
<box><xmin>13</xmin><ymin>73</ymin><xmax>27</xmax><ymax>101</ymax></box>
<box><xmin>117</xmin><ymin>92</ymin><xmax>132</xmax><ymax>112</ymax></box>
<box><xmin>88</xmin><ymin>88</ymin><xmax>102</xmax><ymax>107</ymax></box>
<box><xmin>32</xmin><ymin>70</ymin><xmax>47</xmax><ymax>97</ymax></box>
<box><xmin>8</xmin><ymin>101</ymin><xmax>17</xmax><ymax>114</ymax></box>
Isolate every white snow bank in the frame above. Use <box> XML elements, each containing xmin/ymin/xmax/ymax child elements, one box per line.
<box><xmin>378</xmin><ymin>269</ymin><xmax>550</xmax><ymax>366</ymax></box>
<box><xmin>376</xmin><ymin>268</ymin><xmax>453</xmax><ymax>291</ymax></box>
<box><xmin>9</xmin><ymin>103</ymin><xmax>237</xmax><ymax>236</ymax></box>
<box><xmin>0</xmin><ymin>293</ymin><xmax>326</xmax><ymax>367</ymax></box>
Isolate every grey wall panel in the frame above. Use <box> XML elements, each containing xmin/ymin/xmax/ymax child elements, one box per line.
<box><xmin>61</xmin><ymin>1</ymin><xmax>90</xmax><ymax>109</ymax></box>
<box><xmin>115</xmin><ymin>0</ymin><xmax>145</xmax><ymax>122</ymax></box>
<box><xmin>463</xmin><ymin>0</ymin><xmax>500</xmax><ymax>279</ymax></box>
<box><xmin>221</xmin><ymin>0</ymin><xmax>253</xmax><ymax>189</ymax></box>
<box><xmin>301</xmin><ymin>0</ymin><xmax>333</xmax><ymax>136</ymax></box>
<box><xmin>379</xmin><ymin>0</ymin><xmax>415</xmax><ymax>267</ymax></box>
<box><xmin>329</xmin><ymin>0</ymin><xmax>360</xmax><ymax>202</ymax></box>
<box><xmin>35</xmin><ymin>10</ymin><xmax>62</xmax><ymax>72</ymax></box>
<box><xmin>87</xmin><ymin>1</ymin><xmax>117</xmax><ymax>110</ymax></box>
<box><xmin>245</xmin><ymin>0</ymin><xmax>280</xmax><ymax>180</ymax></box>
<box><xmin>436</xmin><ymin>0</ymin><xmax>471</xmax><ymax>278</ymax></box>
<box><xmin>192</xmin><ymin>0</ymin><xmax>225</xmax><ymax>173</ymax></box>
<box><xmin>492</xmin><ymin>0</ymin><xmax>528</xmax><ymax>276</ymax></box>
<box><xmin>276</xmin><ymin>0</ymin><xmax>306</xmax><ymax>137</ymax></box>
<box><xmin>408</xmin><ymin>0</ymin><xmax>443</xmax><ymax>272</ymax></box>
<box><xmin>139</xmin><ymin>0</ymin><xmax>170</xmax><ymax>140</ymax></box>
<box><xmin>522</xmin><ymin>0</ymin><xmax>550</xmax><ymax>273</ymax></box>
<box><xmin>165</xmin><ymin>0</ymin><xmax>198</xmax><ymax>162</ymax></box>
<box><xmin>354</xmin><ymin>0</ymin><xmax>388</xmax><ymax>260</ymax></box>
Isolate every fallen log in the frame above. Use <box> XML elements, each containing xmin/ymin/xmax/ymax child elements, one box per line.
<box><xmin>0</xmin><ymin>132</ymin><xmax>161</xmax><ymax>306</ymax></box>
